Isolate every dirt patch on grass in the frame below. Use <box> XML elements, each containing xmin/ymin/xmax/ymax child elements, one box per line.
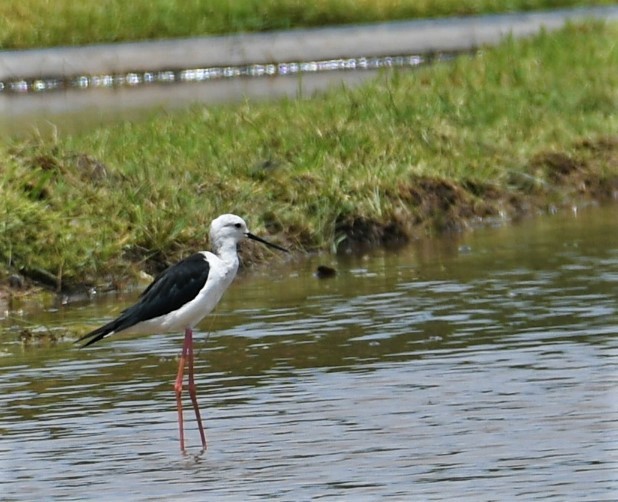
<box><xmin>336</xmin><ymin>177</ymin><xmax>505</xmax><ymax>251</ymax></box>
<box><xmin>336</xmin><ymin>136</ymin><xmax>618</xmax><ymax>251</ymax></box>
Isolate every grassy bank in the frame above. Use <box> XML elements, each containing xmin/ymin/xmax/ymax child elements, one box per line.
<box><xmin>1</xmin><ymin>22</ymin><xmax>617</xmax><ymax>291</ymax></box>
<box><xmin>0</xmin><ymin>0</ymin><xmax>616</xmax><ymax>49</ymax></box>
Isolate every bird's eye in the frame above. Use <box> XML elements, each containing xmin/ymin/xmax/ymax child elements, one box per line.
<box><xmin>234</xmin><ymin>223</ymin><xmax>242</xmax><ymax>229</ymax></box>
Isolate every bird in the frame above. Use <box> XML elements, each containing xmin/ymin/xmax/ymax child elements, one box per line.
<box><xmin>76</xmin><ymin>214</ymin><xmax>288</xmax><ymax>451</ymax></box>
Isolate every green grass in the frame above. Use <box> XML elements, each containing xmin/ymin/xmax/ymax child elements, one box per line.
<box><xmin>1</xmin><ymin>22</ymin><xmax>617</xmax><ymax>290</ymax></box>
<box><xmin>0</xmin><ymin>0</ymin><xmax>616</xmax><ymax>49</ymax></box>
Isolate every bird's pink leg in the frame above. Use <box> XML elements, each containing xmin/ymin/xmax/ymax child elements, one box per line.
<box><xmin>174</xmin><ymin>329</ymin><xmax>190</xmax><ymax>452</ymax></box>
<box><xmin>186</xmin><ymin>327</ymin><xmax>207</xmax><ymax>450</ymax></box>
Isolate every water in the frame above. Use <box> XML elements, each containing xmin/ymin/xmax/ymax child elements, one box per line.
<box><xmin>0</xmin><ymin>54</ymin><xmax>440</xmax><ymax>137</ymax></box>
<box><xmin>0</xmin><ymin>70</ymin><xmax>383</xmax><ymax>138</ymax></box>
<box><xmin>1</xmin><ymin>205</ymin><xmax>617</xmax><ymax>500</ymax></box>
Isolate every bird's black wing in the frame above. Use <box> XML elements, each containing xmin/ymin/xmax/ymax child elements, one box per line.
<box><xmin>129</xmin><ymin>252</ymin><xmax>211</xmax><ymax>321</ymax></box>
<box><xmin>77</xmin><ymin>253</ymin><xmax>210</xmax><ymax>347</ymax></box>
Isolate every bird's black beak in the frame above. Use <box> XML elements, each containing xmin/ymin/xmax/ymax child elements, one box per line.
<box><xmin>246</xmin><ymin>232</ymin><xmax>289</xmax><ymax>253</ymax></box>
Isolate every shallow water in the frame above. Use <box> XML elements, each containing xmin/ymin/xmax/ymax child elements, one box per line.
<box><xmin>1</xmin><ymin>205</ymin><xmax>617</xmax><ymax>500</ymax></box>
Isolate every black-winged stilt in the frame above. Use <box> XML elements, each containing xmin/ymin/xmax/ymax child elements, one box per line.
<box><xmin>77</xmin><ymin>214</ymin><xmax>288</xmax><ymax>451</ymax></box>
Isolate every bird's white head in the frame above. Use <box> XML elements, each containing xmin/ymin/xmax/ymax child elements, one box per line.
<box><xmin>209</xmin><ymin>214</ymin><xmax>288</xmax><ymax>255</ymax></box>
<box><xmin>209</xmin><ymin>214</ymin><xmax>248</xmax><ymax>251</ymax></box>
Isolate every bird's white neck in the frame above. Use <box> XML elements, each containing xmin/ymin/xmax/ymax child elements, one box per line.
<box><xmin>212</xmin><ymin>240</ymin><xmax>240</xmax><ymax>270</ymax></box>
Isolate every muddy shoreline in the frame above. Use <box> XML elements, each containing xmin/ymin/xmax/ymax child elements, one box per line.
<box><xmin>3</xmin><ymin>135</ymin><xmax>616</xmax><ymax>307</ymax></box>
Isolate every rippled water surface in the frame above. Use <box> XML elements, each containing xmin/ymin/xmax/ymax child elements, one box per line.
<box><xmin>1</xmin><ymin>206</ymin><xmax>617</xmax><ymax>500</ymax></box>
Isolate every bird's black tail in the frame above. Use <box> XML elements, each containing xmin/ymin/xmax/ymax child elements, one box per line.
<box><xmin>75</xmin><ymin>317</ymin><xmax>127</xmax><ymax>348</ymax></box>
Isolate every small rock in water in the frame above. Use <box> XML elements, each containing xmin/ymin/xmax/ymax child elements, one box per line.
<box><xmin>315</xmin><ymin>265</ymin><xmax>337</xmax><ymax>279</ymax></box>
